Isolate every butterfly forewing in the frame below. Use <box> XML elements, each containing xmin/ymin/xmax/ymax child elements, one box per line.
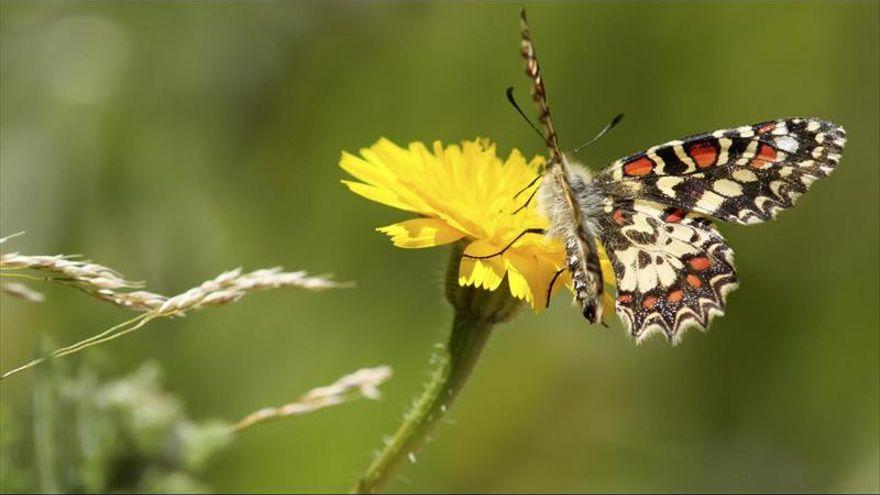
<box><xmin>596</xmin><ymin>118</ymin><xmax>846</xmax><ymax>225</ymax></box>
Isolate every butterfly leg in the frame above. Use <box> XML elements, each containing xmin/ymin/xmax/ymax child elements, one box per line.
<box><xmin>514</xmin><ymin>174</ymin><xmax>543</xmax><ymax>199</ymax></box>
<box><xmin>545</xmin><ymin>268</ymin><xmax>565</xmax><ymax>308</ymax></box>
<box><xmin>461</xmin><ymin>228</ymin><xmax>545</xmax><ymax>260</ymax></box>
<box><xmin>511</xmin><ymin>187</ymin><xmax>540</xmax><ymax>215</ymax></box>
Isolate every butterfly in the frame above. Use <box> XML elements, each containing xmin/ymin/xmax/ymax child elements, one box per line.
<box><xmin>490</xmin><ymin>9</ymin><xmax>846</xmax><ymax>343</ymax></box>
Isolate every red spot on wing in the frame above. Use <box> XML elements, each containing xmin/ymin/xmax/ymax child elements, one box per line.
<box><xmin>751</xmin><ymin>143</ymin><xmax>777</xmax><ymax>169</ymax></box>
<box><xmin>664</xmin><ymin>209</ymin><xmax>686</xmax><ymax>223</ymax></box>
<box><xmin>617</xmin><ymin>293</ymin><xmax>633</xmax><ymax>304</ymax></box>
<box><xmin>667</xmin><ymin>290</ymin><xmax>684</xmax><ymax>303</ymax></box>
<box><xmin>689</xmin><ymin>142</ymin><xmax>717</xmax><ymax>168</ymax></box>
<box><xmin>689</xmin><ymin>257</ymin><xmax>712</xmax><ymax>271</ymax></box>
<box><xmin>613</xmin><ymin>209</ymin><xmax>626</xmax><ymax>226</ymax></box>
<box><xmin>642</xmin><ymin>296</ymin><xmax>658</xmax><ymax>309</ymax></box>
<box><xmin>686</xmin><ymin>274</ymin><xmax>703</xmax><ymax>288</ymax></box>
<box><xmin>757</xmin><ymin>123</ymin><xmax>776</xmax><ymax>134</ymax></box>
<box><xmin>758</xmin><ymin>143</ymin><xmax>777</xmax><ymax>161</ymax></box>
<box><xmin>623</xmin><ymin>157</ymin><xmax>654</xmax><ymax>176</ymax></box>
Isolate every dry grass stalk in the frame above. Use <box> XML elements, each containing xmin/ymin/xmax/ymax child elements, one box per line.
<box><xmin>0</xmin><ymin>232</ymin><xmax>25</xmax><ymax>244</ymax></box>
<box><xmin>1</xmin><ymin>282</ymin><xmax>45</xmax><ymax>302</ymax></box>
<box><xmin>233</xmin><ymin>366</ymin><xmax>393</xmax><ymax>432</ymax></box>
<box><xmin>152</xmin><ymin>267</ymin><xmax>346</xmax><ymax>317</ymax></box>
<box><xmin>0</xmin><ymin>253</ymin><xmax>138</xmax><ymax>289</ymax></box>
<box><xmin>0</xmin><ymin>252</ymin><xmax>149</xmax><ymax>308</ymax></box>
<box><xmin>1</xmin><ymin>236</ymin><xmax>350</xmax><ymax>379</ymax></box>
<box><xmin>1</xmin><ymin>251</ymin><xmax>344</xmax><ymax>313</ymax></box>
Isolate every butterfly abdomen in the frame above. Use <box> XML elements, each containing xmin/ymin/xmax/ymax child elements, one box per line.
<box><xmin>538</xmin><ymin>163</ymin><xmax>606</xmax><ymax>322</ymax></box>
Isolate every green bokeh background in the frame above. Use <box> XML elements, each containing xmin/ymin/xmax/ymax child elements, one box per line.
<box><xmin>1</xmin><ymin>2</ymin><xmax>878</xmax><ymax>493</ymax></box>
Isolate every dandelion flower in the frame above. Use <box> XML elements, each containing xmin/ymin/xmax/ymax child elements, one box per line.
<box><xmin>340</xmin><ymin>138</ymin><xmax>615</xmax><ymax>313</ymax></box>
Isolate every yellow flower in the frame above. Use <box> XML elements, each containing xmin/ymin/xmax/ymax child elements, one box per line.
<box><xmin>340</xmin><ymin>138</ymin><xmax>615</xmax><ymax>314</ymax></box>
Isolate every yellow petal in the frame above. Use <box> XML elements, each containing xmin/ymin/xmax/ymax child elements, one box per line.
<box><xmin>340</xmin><ymin>148</ymin><xmax>434</xmax><ymax>214</ymax></box>
<box><xmin>460</xmin><ymin>237</ymin><xmax>505</xmax><ymax>258</ymax></box>
<box><xmin>341</xmin><ymin>180</ymin><xmax>418</xmax><ymax>213</ymax></box>
<box><xmin>339</xmin><ymin>151</ymin><xmax>399</xmax><ymax>196</ymax></box>
<box><xmin>459</xmin><ymin>240</ymin><xmax>507</xmax><ymax>291</ymax></box>
<box><xmin>596</xmin><ymin>241</ymin><xmax>617</xmax><ymax>323</ymax></box>
<box><xmin>506</xmin><ymin>250</ymin><xmax>571</xmax><ymax>311</ymax></box>
<box><xmin>503</xmin><ymin>251</ymin><xmax>545</xmax><ymax>310</ymax></box>
<box><xmin>597</xmin><ymin>241</ymin><xmax>616</xmax><ymax>286</ymax></box>
<box><xmin>377</xmin><ymin>218</ymin><xmax>466</xmax><ymax>249</ymax></box>
<box><xmin>458</xmin><ymin>259</ymin><xmax>506</xmax><ymax>292</ymax></box>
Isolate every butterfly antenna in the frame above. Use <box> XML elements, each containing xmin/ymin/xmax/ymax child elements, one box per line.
<box><xmin>569</xmin><ymin>113</ymin><xmax>625</xmax><ymax>155</ymax></box>
<box><xmin>506</xmin><ymin>86</ymin><xmax>547</xmax><ymax>144</ymax></box>
<box><xmin>520</xmin><ymin>7</ymin><xmax>564</xmax><ymax>165</ymax></box>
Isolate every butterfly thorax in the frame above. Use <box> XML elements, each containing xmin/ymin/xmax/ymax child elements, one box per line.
<box><xmin>538</xmin><ymin>158</ymin><xmax>606</xmax><ymax>323</ymax></box>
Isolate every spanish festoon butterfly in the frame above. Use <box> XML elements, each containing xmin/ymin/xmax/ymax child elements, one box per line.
<box><xmin>484</xmin><ymin>9</ymin><xmax>846</xmax><ymax>343</ymax></box>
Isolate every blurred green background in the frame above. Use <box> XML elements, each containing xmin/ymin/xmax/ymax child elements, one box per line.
<box><xmin>1</xmin><ymin>2</ymin><xmax>878</xmax><ymax>493</ymax></box>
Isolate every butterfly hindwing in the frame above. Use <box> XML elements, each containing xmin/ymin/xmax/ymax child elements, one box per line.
<box><xmin>596</xmin><ymin>118</ymin><xmax>846</xmax><ymax>225</ymax></box>
<box><xmin>598</xmin><ymin>200</ymin><xmax>738</xmax><ymax>342</ymax></box>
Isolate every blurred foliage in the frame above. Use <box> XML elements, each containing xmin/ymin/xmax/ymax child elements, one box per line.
<box><xmin>0</xmin><ymin>406</ymin><xmax>30</xmax><ymax>493</ymax></box>
<box><xmin>1</xmin><ymin>352</ymin><xmax>232</xmax><ymax>493</ymax></box>
<box><xmin>1</xmin><ymin>2</ymin><xmax>878</xmax><ymax>493</ymax></box>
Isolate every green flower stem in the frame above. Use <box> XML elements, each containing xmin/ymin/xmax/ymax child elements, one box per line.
<box><xmin>352</xmin><ymin>313</ymin><xmax>492</xmax><ymax>494</ymax></box>
<box><xmin>352</xmin><ymin>243</ymin><xmax>521</xmax><ymax>494</ymax></box>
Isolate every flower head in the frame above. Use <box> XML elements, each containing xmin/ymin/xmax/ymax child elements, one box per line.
<box><xmin>342</xmin><ymin>138</ymin><xmax>576</xmax><ymax>311</ymax></box>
